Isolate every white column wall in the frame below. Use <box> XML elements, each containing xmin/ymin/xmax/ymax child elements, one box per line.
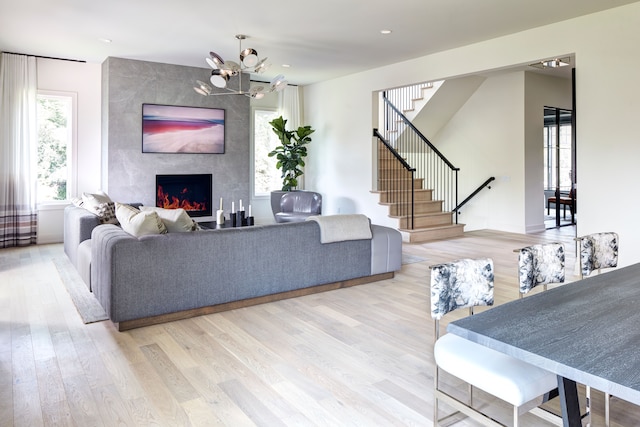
<box><xmin>36</xmin><ymin>58</ymin><xmax>102</xmax><ymax>243</ymax></box>
<box><xmin>434</xmin><ymin>72</ymin><xmax>525</xmax><ymax>233</ymax></box>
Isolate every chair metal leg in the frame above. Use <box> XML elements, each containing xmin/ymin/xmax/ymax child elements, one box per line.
<box><xmin>605</xmin><ymin>392</ymin><xmax>610</xmax><ymax>427</ymax></box>
<box><xmin>434</xmin><ymin>366</ymin><xmax>439</xmax><ymax>426</ymax></box>
<box><xmin>585</xmin><ymin>385</ymin><xmax>591</xmax><ymax>427</ymax></box>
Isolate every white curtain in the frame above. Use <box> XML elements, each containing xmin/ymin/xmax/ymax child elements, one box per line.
<box><xmin>278</xmin><ymin>85</ymin><xmax>301</xmax><ymax>130</ymax></box>
<box><xmin>278</xmin><ymin>85</ymin><xmax>305</xmax><ymax>187</ymax></box>
<box><xmin>0</xmin><ymin>53</ymin><xmax>38</xmax><ymax>248</ymax></box>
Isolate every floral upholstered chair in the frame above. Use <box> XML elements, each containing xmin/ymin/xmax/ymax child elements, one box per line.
<box><xmin>430</xmin><ymin>258</ymin><xmax>494</xmax><ymax>321</ymax></box>
<box><xmin>576</xmin><ymin>231</ymin><xmax>618</xmax><ymax>426</ymax></box>
<box><xmin>577</xmin><ymin>232</ymin><xmax>618</xmax><ymax>278</ymax></box>
<box><xmin>516</xmin><ymin>242</ymin><xmax>565</xmax><ymax>297</ymax></box>
<box><xmin>431</xmin><ymin>258</ymin><xmax>561</xmax><ymax>426</ymax></box>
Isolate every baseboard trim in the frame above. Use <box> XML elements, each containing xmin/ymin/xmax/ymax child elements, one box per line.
<box><xmin>116</xmin><ymin>272</ymin><xmax>395</xmax><ymax>331</ymax></box>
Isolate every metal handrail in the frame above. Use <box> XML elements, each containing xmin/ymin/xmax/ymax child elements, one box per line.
<box><xmin>453</xmin><ymin>177</ymin><xmax>496</xmax><ymax>214</ymax></box>
<box><xmin>373</xmin><ymin>129</ymin><xmax>416</xmax><ymax>229</ymax></box>
<box><xmin>383</xmin><ymin>94</ymin><xmax>459</xmax><ymax>171</ymax></box>
<box><xmin>373</xmin><ymin>129</ymin><xmax>415</xmax><ymax>172</ymax></box>
<box><xmin>380</xmin><ymin>86</ymin><xmax>459</xmax><ymax>218</ymax></box>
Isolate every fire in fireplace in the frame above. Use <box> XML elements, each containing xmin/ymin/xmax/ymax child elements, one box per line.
<box><xmin>156</xmin><ymin>174</ymin><xmax>212</xmax><ymax>217</ymax></box>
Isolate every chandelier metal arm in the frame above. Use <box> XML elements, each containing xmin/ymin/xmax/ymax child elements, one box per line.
<box><xmin>194</xmin><ymin>34</ymin><xmax>288</xmax><ymax>99</ymax></box>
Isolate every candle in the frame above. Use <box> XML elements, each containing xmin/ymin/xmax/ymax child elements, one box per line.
<box><xmin>249</xmin><ymin>204</ymin><xmax>252</xmax><ymax>217</ymax></box>
<box><xmin>232</xmin><ymin>201</ymin><xmax>235</xmax><ymax>212</ymax></box>
<box><xmin>219</xmin><ymin>197</ymin><xmax>222</xmax><ymax>210</ymax></box>
<box><xmin>239</xmin><ymin>199</ymin><xmax>243</xmax><ymax>211</ymax></box>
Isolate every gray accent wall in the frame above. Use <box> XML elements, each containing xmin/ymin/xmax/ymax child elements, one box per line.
<box><xmin>101</xmin><ymin>57</ymin><xmax>250</xmax><ymax>218</ymax></box>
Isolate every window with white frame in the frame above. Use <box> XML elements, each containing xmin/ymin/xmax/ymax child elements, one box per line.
<box><xmin>36</xmin><ymin>91</ymin><xmax>75</xmax><ymax>202</ymax></box>
<box><xmin>253</xmin><ymin>108</ymin><xmax>281</xmax><ymax>196</ymax></box>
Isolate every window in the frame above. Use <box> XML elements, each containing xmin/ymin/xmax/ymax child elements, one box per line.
<box><xmin>253</xmin><ymin>108</ymin><xmax>281</xmax><ymax>196</ymax></box>
<box><xmin>36</xmin><ymin>91</ymin><xmax>75</xmax><ymax>202</ymax></box>
<box><xmin>543</xmin><ymin>108</ymin><xmax>572</xmax><ymax>192</ymax></box>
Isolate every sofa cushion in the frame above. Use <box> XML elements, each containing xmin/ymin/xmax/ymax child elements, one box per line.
<box><xmin>77</xmin><ymin>239</ymin><xmax>92</xmax><ymax>290</ymax></box>
<box><xmin>115</xmin><ymin>203</ymin><xmax>168</xmax><ymax>237</ymax></box>
<box><xmin>139</xmin><ymin>206</ymin><xmax>199</xmax><ymax>232</ymax></box>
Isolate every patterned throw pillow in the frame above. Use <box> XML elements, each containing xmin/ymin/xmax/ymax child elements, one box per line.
<box><xmin>70</xmin><ymin>196</ymin><xmax>84</xmax><ymax>208</ymax></box>
<box><xmin>94</xmin><ymin>202</ymin><xmax>118</xmax><ymax>224</ymax></box>
<box><xmin>81</xmin><ymin>191</ymin><xmax>118</xmax><ymax>223</ymax></box>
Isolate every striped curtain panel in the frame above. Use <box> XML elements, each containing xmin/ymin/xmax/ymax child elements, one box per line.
<box><xmin>0</xmin><ymin>53</ymin><xmax>38</xmax><ymax>248</ymax></box>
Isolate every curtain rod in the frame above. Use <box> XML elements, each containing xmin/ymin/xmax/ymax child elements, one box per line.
<box><xmin>2</xmin><ymin>51</ymin><xmax>86</xmax><ymax>63</ymax></box>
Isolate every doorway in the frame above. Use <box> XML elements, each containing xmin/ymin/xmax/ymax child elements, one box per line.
<box><xmin>544</xmin><ymin>107</ymin><xmax>576</xmax><ymax>229</ymax></box>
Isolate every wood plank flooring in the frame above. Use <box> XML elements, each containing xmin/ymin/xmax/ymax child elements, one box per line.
<box><xmin>1</xmin><ymin>228</ymin><xmax>638</xmax><ymax>426</ymax></box>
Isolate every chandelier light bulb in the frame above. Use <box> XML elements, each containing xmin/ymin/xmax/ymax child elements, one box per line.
<box><xmin>196</xmin><ymin>35</ymin><xmax>287</xmax><ymax>98</ymax></box>
<box><xmin>210</xmin><ymin>70</ymin><xmax>228</xmax><ymax>88</ymax></box>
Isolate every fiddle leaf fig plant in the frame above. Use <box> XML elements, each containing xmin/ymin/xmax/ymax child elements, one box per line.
<box><xmin>268</xmin><ymin>115</ymin><xmax>315</xmax><ymax>191</ymax></box>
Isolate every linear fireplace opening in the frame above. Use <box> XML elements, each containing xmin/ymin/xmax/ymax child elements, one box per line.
<box><xmin>156</xmin><ymin>174</ymin><xmax>212</xmax><ymax>217</ymax></box>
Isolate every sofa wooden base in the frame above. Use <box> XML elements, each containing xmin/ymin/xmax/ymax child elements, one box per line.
<box><xmin>115</xmin><ymin>272</ymin><xmax>394</xmax><ymax>331</ymax></box>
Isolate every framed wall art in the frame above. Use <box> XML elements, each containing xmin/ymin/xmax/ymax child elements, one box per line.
<box><xmin>142</xmin><ymin>103</ymin><xmax>225</xmax><ymax>154</ymax></box>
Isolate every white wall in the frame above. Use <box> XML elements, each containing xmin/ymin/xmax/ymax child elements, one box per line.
<box><xmin>36</xmin><ymin>58</ymin><xmax>102</xmax><ymax>243</ymax></box>
<box><xmin>249</xmin><ymin>81</ymin><xmax>279</xmax><ymax>224</ymax></box>
<box><xmin>303</xmin><ymin>2</ymin><xmax>640</xmax><ymax>266</ymax></box>
<box><xmin>524</xmin><ymin>72</ymin><xmax>573</xmax><ymax>233</ymax></box>
<box><xmin>434</xmin><ymin>72</ymin><xmax>526</xmax><ymax>233</ymax></box>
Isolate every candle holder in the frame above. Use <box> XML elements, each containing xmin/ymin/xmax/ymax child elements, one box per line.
<box><xmin>230</xmin><ymin>212</ymin><xmax>237</xmax><ymax>227</ymax></box>
<box><xmin>236</xmin><ymin>210</ymin><xmax>245</xmax><ymax>227</ymax></box>
<box><xmin>246</xmin><ymin>216</ymin><xmax>254</xmax><ymax>226</ymax></box>
<box><xmin>216</xmin><ymin>209</ymin><xmax>224</xmax><ymax>228</ymax></box>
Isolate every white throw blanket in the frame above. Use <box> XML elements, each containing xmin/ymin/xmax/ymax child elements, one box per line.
<box><xmin>306</xmin><ymin>214</ymin><xmax>372</xmax><ymax>243</ymax></box>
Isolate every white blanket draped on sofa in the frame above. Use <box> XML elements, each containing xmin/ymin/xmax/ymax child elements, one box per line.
<box><xmin>307</xmin><ymin>214</ymin><xmax>372</xmax><ymax>243</ymax></box>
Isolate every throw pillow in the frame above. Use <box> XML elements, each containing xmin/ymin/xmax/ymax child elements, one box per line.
<box><xmin>94</xmin><ymin>201</ymin><xmax>118</xmax><ymax>224</ymax></box>
<box><xmin>115</xmin><ymin>203</ymin><xmax>168</xmax><ymax>237</ymax></box>
<box><xmin>139</xmin><ymin>206</ymin><xmax>199</xmax><ymax>232</ymax></box>
<box><xmin>70</xmin><ymin>196</ymin><xmax>84</xmax><ymax>208</ymax></box>
<box><xmin>81</xmin><ymin>191</ymin><xmax>119</xmax><ymax>224</ymax></box>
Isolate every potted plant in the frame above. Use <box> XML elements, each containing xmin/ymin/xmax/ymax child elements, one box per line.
<box><xmin>267</xmin><ymin>116</ymin><xmax>315</xmax><ymax>216</ymax></box>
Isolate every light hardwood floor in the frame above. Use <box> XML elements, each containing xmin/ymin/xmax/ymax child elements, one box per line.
<box><xmin>1</xmin><ymin>228</ymin><xmax>638</xmax><ymax>426</ymax></box>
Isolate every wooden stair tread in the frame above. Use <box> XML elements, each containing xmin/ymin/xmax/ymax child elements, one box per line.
<box><xmin>398</xmin><ymin>224</ymin><xmax>465</xmax><ymax>243</ymax></box>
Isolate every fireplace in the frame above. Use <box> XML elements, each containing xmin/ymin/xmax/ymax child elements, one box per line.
<box><xmin>156</xmin><ymin>174</ymin><xmax>212</xmax><ymax>217</ymax></box>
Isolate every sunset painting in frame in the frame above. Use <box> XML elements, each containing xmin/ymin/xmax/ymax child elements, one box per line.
<box><xmin>142</xmin><ymin>104</ymin><xmax>225</xmax><ymax>154</ymax></box>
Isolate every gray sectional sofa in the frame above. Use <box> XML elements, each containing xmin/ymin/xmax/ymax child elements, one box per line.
<box><xmin>63</xmin><ymin>205</ymin><xmax>402</xmax><ymax>331</ymax></box>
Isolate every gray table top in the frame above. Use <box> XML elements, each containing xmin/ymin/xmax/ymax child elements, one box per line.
<box><xmin>448</xmin><ymin>263</ymin><xmax>640</xmax><ymax>405</ymax></box>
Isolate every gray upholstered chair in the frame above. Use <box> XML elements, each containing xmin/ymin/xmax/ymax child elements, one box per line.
<box><xmin>274</xmin><ymin>191</ymin><xmax>322</xmax><ymax>223</ymax></box>
<box><xmin>431</xmin><ymin>258</ymin><xmax>561</xmax><ymax>427</ymax></box>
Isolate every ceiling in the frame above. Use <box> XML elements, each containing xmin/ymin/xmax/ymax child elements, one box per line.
<box><xmin>0</xmin><ymin>0</ymin><xmax>637</xmax><ymax>86</ymax></box>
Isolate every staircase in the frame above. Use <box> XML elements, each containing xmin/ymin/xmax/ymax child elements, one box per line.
<box><xmin>373</xmin><ymin>145</ymin><xmax>464</xmax><ymax>243</ymax></box>
<box><xmin>373</xmin><ymin>82</ymin><xmax>495</xmax><ymax>242</ymax></box>
<box><xmin>373</xmin><ymin>82</ymin><xmax>466</xmax><ymax>243</ymax></box>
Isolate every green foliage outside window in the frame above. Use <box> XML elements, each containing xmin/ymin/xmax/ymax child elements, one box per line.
<box><xmin>37</xmin><ymin>96</ymin><xmax>69</xmax><ymax>201</ymax></box>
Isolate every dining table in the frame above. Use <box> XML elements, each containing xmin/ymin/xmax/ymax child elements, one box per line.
<box><xmin>447</xmin><ymin>263</ymin><xmax>640</xmax><ymax>426</ymax></box>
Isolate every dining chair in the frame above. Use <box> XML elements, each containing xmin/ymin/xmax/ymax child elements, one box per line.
<box><xmin>515</xmin><ymin>242</ymin><xmax>565</xmax><ymax>298</ymax></box>
<box><xmin>431</xmin><ymin>258</ymin><xmax>562</xmax><ymax>427</ymax></box>
<box><xmin>514</xmin><ymin>242</ymin><xmax>599</xmax><ymax>424</ymax></box>
<box><xmin>576</xmin><ymin>232</ymin><xmax>618</xmax><ymax>279</ymax></box>
<box><xmin>576</xmin><ymin>232</ymin><xmax>619</xmax><ymax>427</ymax></box>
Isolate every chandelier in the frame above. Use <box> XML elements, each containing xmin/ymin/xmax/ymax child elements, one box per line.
<box><xmin>194</xmin><ymin>34</ymin><xmax>287</xmax><ymax>99</ymax></box>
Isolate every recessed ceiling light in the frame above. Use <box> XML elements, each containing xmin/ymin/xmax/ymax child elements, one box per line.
<box><xmin>529</xmin><ymin>57</ymin><xmax>571</xmax><ymax>69</ymax></box>
<box><xmin>282</xmin><ymin>64</ymin><xmax>291</xmax><ymax>68</ymax></box>
<box><xmin>380</xmin><ymin>30</ymin><xmax>392</xmax><ymax>35</ymax></box>
<box><xmin>99</xmin><ymin>38</ymin><xmax>112</xmax><ymax>43</ymax></box>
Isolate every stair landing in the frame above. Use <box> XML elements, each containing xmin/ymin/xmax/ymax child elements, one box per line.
<box><xmin>398</xmin><ymin>223</ymin><xmax>465</xmax><ymax>243</ymax></box>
